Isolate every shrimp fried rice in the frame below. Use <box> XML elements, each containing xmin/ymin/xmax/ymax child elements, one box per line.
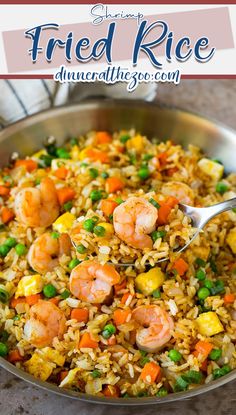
<box><xmin>0</xmin><ymin>129</ymin><xmax>235</xmax><ymax>398</ymax></box>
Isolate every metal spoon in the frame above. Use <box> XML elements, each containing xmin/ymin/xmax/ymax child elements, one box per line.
<box><xmin>71</xmin><ymin>198</ymin><xmax>236</xmax><ymax>267</ymax></box>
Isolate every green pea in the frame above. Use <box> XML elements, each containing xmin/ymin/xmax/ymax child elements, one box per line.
<box><xmin>0</xmin><ymin>342</ymin><xmax>8</xmax><ymax>357</ymax></box>
<box><xmin>204</xmin><ymin>279</ymin><xmax>214</xmax><ymax>289</ymax></box>
<box><xmin>94</xmin><ymin>226</ymin><xmax>105</xmax><ymax>237</ymax></box>
<box><xmin>196</xmin><ymin>269</ymin><xmax>206</xmax><ymax>281</ymax></box>
<box><xmin>5</xmin><ymin>237</ymin><xmax>17</xmax><ymax>248</ymax></box>
<box><xmin>91</xmin><ymin>369</ymin><xmax>101</xmax><ymax>378</ymax></box>
<box><xmin>56</xmin><ymin>148</ymin><xmax>71</xmax><ymax>159</ymax></box>
<box><xmin>197</xmin><ymin>287</ymin><xmax>210</xmax><ymax>300</ymax></box>
<box><xmin>83</xmin><ymin>218</ymin><xmax>96</xmax><ymax>232</ymax></box>
<box><xmin>76</xmin><ymin>244</ymin><xmax>87</xmax><ymax>254</ymax></box>
<box><xmin>216</xmin><ymin>182</ymin><xmax>228</xmax><ymax>194</ymax></box>
<box><xmin>61</xmin><ymin>289</ymin><xmax>70</xmax><ymax>300</ymax></box>
<box><xmin>138</xmin><ymin>166</ymin><xmax>150</xmax><ymax>180</ymax></box>
<box><xmin>68</xmin><ymin>258</ymin><xmax>81</xmax><ymax>269</ymax></box>
<box><xmin>143</xmin><ymin>154</ymin><xmax>154</xmax><ymax>161</ymax></box>
<box><xmin>51</xmin><ymin>232</ymin><xmax>60</xmax><ymax>239</ymax></box>
<box><xmin>152</xmin><ymin>289</ymin><xmax>161</xmax><ymax>298</ymax></box>
<box><xmin>156</xmin><ymin>387</ymin><xmax>168</xmax><ymax>397</ymax></box>
<box><xmin>102</xmin><ymin>324</ymin><xmax>116</xmax><ymax>339</ymax></box>
<box><xmin>39</xmin><ymin>154</ymin><xmax>53</xmax><ymax>167</ymax></box>
<box><xmin>120</xmin><ymin>134</ymin><xmax>130</xmax><ymax>144</ymax></box>
<box><xmin>15</xmin><ymin>243</ymin><xmax>27</xmax><ymax>256</ymax></box>
<box><xmin>43</xmin><ymin>284</ymin><xmax>57</xmax><ymax>298</ymax></box>
<box><xmin>168</xmin><ymin>349</ymin><xmax>182</xmax><ymax>362</ymax></box>
<box><xmin>0</xmin><ymin>244</ymin><xmax>11</xmax><ymax>257</ymax></box>
<box><xmin>90</xmin><ymin>190</ymin><xmax>106</xmax><ymax>202</ymax></box>
<box><xmin>0</xmin><ymin>330</ymin><xmax>9</xmax><ymax>342</ymax></box>
<box><xmin>209</xmin><ymin>349</ymin><xmax>222</xmax><ymax>361</ymax></box>
<box><xmin>149</xmin><ymin>198</ymin><xmax>160</xmax><ymax>209</ymax></box>
<box><xmin>0</xmin><ymin>288</ymin><xmax>9</xmax><ymax>304</ymax></box>
<box><xmin>89</xmin><ymin>168</ymin><xmax>99</xmax><ymax>179</ymax></box>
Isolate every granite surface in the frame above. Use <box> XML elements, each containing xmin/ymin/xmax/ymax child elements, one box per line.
<box><xmin>0</xmin><ymin>79</ymin><xmax>236</xmax><ymax>415</ymax></box>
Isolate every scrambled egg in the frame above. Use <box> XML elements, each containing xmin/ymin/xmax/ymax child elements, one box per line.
<box><xmin>59</xmin><ymin>368</ymin><xmax>81</xmax><ymax>388</ymax></box>
<box><xmin>135</xmin><ymin>267</ymin><xmax>165</xmax><ymax>296</ymax></box>
<box><xmin>53</xmin><ymin>212</ymin><xmax>76</xmax><ymax>233</ymax></box>
<box><xmin>24</xmin><ymin>354</ymin><xmax>53</xmax><ymax>381</ymax></box>
<box><xmin>198</xmin><ymin>158</ymin><xmax>224</xmax><ymax>181</ymax></box>
<box><xmin>15</xmin><ymin>274</ymin><xmax>43</xmax><ymax>298</ymax></box>
<box><xmin>226</xmin><ymin>227</ymin><xmax>236</xmax><ymax>254</ymax></box>
<box><xmin>126</xmin><ymin>134</ymin><xmax>144</xmax><ymax>153</ymax></box>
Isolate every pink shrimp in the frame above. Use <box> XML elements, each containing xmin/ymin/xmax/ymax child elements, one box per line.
<box><xmin>162</xmin><ymin>181</ymin><xmax>194</xmax><ymax>205</ymax></box>
<box><xmin>24</xmin><ymin>300</ymin><xmax>66</xmax><ymax>348</ymax></box>
<box><xmin>14</xmin><ymin>177</ymin><xmax>60</xmax><ymax>227</ymax></box>
<box><xmin>132</xmin><ymin>305</ymin><xmax>174</xmax><ymax>352</ymax></box>
<box><xmin>113</xmin><ymin>197</ymin><xmax>158</xmax><ymax>249</ymax></box>
<box><xmin>28</xmin><ymin>232</ymin><xmax>71</xmax><ymax>274</ymax></box>
<box><xmin>69</xmin><ymin>260</ymin><xmax>120</xmax><ymax>303</ymax></box>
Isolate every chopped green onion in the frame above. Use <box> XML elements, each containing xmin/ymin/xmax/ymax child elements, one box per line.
<box><xmin>151</xmin><ymin>230</ymin><xmax>166</xmax><ymax>242</ymax></box>
<box><xmin>70</xmin><ymin>137</ymin><xmax>78</xmax><ymax>146</ymax></box>
<box><xmin>210</xmin><ymin>280</ymin><xmax>225</xmax><ymax>295</ymax></box>
<box><xmin>91</xmin><ymin>369</ymin><xmax>101</xmax><ymax>378</ymax></box>
<box><xmin>0</xmin><ymin>342</ymin><xmax>8</xmax><ymax>357</ymax></box>
<box><xmin>204</xmin><ymin>279</ymin><xmax>214</xmax><ymax>289</ymax></box>
<box><xmin>5</xmin><ymin>237</ymin><xmax>17</xmax><ymax>248</ymax></box>
<box><xmin>152</xmin><ymin>289</ymin><xmax>161</xmax><ymax>298</ymax></box>
<box><xmin>195</xmin><ymin>258</ymin><xmax>206</xmax><ymax>267</ymax></box>
<box><xmin>182</xmin><ymin>370</ymin><xmax>203</xmax><ymax>384</ymax></box>
<box><xmin>232</xmin><ymin>208</ymin><xmax>236</xmax><ymax>213</ymax></box>
<box><xmin>39</xmin><ymin>154</ymin><xmax>53</xmax><ymax>167</ymax></box>
<box><xmin>56</xmin><ymin>148</ymin><xmax>70</xmax><ymax>159</ymax></box>
<box><xmin>81</xmin><ymin>162</ymin><xmax>88</xmax><ymax>167</ymax></box>
<box><xmin>63</xmin><ymin>201</ymin><xmax>73</xmax><ymax>212</ymax></box>
<box><xmin>102</xmin><ymin>324</ymin><xmax>116</xmax><ymax>339</ymax></box>
<box><xmin>212</xmin><ymin>365</ymin><xmax>231</xmax><ymax>379</ymax></box>
<box><xmin>115</xmin><ymin>197</ymin><xmax>124</xmax><ymax>205</ymax></box>
<box><xmin>143</xmin><ymin>154</ymin><xmax>154</xmax><ymax>161</ymax></box>
<box><xmin>46</xmin><ymin>143</ymin><xmax>57</xmax><ymax>156</ymax></box>
<box><xmin>156</xmin><ymin>387</ymin><xmax>168</xmax><ymax>397</ymax></box>
<box><xmin>210</xmin><ymin>258</ymin><xmax>217</xmax><ymax>273</ymax></box>
<box><xmin>149</xmin><ymin>198</ymin><xmax>160</xmax><ymax>209</ymax></box>
<box><xmin>140</xmin><ymin>350</ymin><xmax>147</xmax><ymax>357</ymax></box>
<box><xmin>90</xmin><ymin>189</ymin><xmax>107</xmax><ymax>202</ymax></box>
<box><xmin>139</xmin><ymin>357</ymin><xmax>150</xmax><ymax>367</ymax></box>
<box><xmin>101</xmin><ymin>172</ymin><xmax>109</xmax><ymax>179</ymax></box>
<box><xmin>0</xmin><ymin>288</ymin><xmax>9</xmax><ymax>304</ymax></box>
<box><xmin>174</xmin><ymin>376</ymin><xmax>189</xmax><ymax>392</ymax></box>
<box><xmin>120</xmin><ymin>134</ymin><xmax>130</xmax><ymax>144</ymax></box>
<box><xmin>0</xmin><ymin>330</ymin><xmax>9</xmax><ymax>342</ymax></box>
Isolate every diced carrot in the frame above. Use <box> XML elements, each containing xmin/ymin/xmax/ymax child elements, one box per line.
<box><xmin>86</xmin><ymin>148</ymin><xmax>109</xmax><ymax>163</ymax></box>
<box><xmin>114</xmin><ymin>279</ymin><xmax>127</xmax><ymax>294</ymax></box>
<box><xmin>71</xmin><ymin>308</ymin><xmax>89</xmax><ymax>323</ymax></box>
<box><xmin>10</xmin><ymin>296</ymin><xmax>26</xmax><ymax>308</ymax></box>
<box><xmin>107</xmin><ymin>334</ymin><xmax>116</xmax><ymax>346</ymax></box>
<box><xmin>1</xmin><ymin>207</ymin><xmax>15</xmax><ymax>224</ymax></box>
<box><xmin>25</xmin><ymin>294</ymin><xmax>42</xmax><ymax>306</ymax></box>
<box><xmin>172</xmin><ymin>258</ymin><xmax>189</xmax><ymax>276</ymax></box>
<box><xmin>106</xmin><ymin>177</ymin><xmax>124</xmax><ymax>194</ymax></box>
<box><xmin>79</xmin><ymin>332</ymin><xmax>98</xmax><ymax>349</ymax></box>
<box><xmin>224</xmin><ymin>293</ymin><xmax>235</xmax><ymax>304</ymax></box>
<box><xmin>103</xmin><ymin>385</ymin><xmax>120</xmax><ymax>398</ymax></box>
<box><xmin>59</xmin><ymin>370</ymin><xmax>69</xmax><ymax>382</ymax></box>
<box><xmin>157</xmin><ymin>204</ymin><xmax>171</xmax><ymax>225</ymax></box>
<box><xmin>0</xmin><ymin>186</ymin><xmax>10</xmax><ymax>196</ymax></box>
<box><xmin>54</xmin><ymin>166</ymin><xmax>69</xmax><ymax>180</ymax></box>
<box><xmin>100</xmin><ymin>199</ymin><xmax>118</xmax><ymax>217</ymax></box>
<box><xmin>96</xmin><ymin>131</ymin><xmax>112</xmax><ymax>144</ymax></box>
<box><xmin>157</xmin><ymin>152</ymin><xmax>168</xmax><ymax>166</ymax></box>
<box><xmin>195</xmin><ymin>340</ymin><xmax>213</xmax><ymax>358</ymax></box>
<box><xmin>15</xmin><ymin>159</ymin><xmax>38</xmax><ymax>172</ymax></box>
<box><xmin>165</xmin><ymin>196</ymin><xmax>179</xmax><ymax>208</ymax></box>
<box><xmin>113</xmin><ymin>309</ymin><xmax>131</xmax><ymax>326</ymax></box>
<box><xmin>140</xmin><ymin>361</ymin><xmax>162</xmax><ymax>384</ymax></box>
<box><xmin>48</xmin><ymin>297</ymin><xmax>60</xmax><ymax>306</ymax></box>
<box><xmin>121</xmin><ymin>292</ymin><xmax>132</xmax><ymax>305</ymax></box>
<box><xmin>165</xmin><ymin>167</ymin><xmax>178</xmax><ymax>176</ymax></box>
<box><xmin>56</xmin><ymin>187</ymin><xmax>76</xmax><ymax>206</ymax></box>
<box><xmin>8</xmin><ymin>349</ymin><xmax>23</xmax><ymax>363</ymax></box>
<box><xmin>192</xmin><ymin>350</ymin><xmax>208</xmax><ymax>371</ymax></box>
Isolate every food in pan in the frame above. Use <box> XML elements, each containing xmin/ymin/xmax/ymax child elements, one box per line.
<box><xmin>0</xmin><ymin>130</ymin><xmax>235</xmax><ymax>398</ymax></box>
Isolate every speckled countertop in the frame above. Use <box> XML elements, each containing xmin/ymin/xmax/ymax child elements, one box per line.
<box><xmin>0</xmin><ymin>80</ymin><xmax>236</xmax><ymax>415</ymax></box>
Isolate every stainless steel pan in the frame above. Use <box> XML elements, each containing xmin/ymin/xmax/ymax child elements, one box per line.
<box><xmin>0</xmin><ymin>99</ymin><xmax>235</xmax><ymax>405</ymax></box>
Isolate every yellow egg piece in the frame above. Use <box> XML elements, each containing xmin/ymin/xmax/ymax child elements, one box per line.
<box><xmin>24</xmin><ymin>354</ymin><xmax>53</xmax><ymax>381</ymax></box>
<box><xmin>15</xmin><ymin>274</ymin><xmax>43</xmax><ymax>298</ymax></box>
<box><xmin>53</xmin><ymin>212</ymin><xmax>76</xmax><ymax>233</ymax></box>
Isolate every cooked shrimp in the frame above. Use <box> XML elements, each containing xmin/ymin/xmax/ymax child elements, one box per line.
<box><xmin>24</xmin><ymin>300</ymin><xmax>66</xmax><ymax>348</ymax></box>
<box><xmin>69</xmin><ymin>260</ymin><xmax>120</xmax><ymax>303</ymax></box>
<box><xmin>28</xmin><ymin>232</ymin><xmax>71</xmax><ymax>274</ymax></box>
<box><xmin>132</xmin><ymin>305</ymin><xmax>174</xmax><ymax>352</ymax></box>
<box><xmin>113</xmin><ymin>197</ymin><xmax>158</xmax><ymax>249</ymax></box>
<box><xmin>162</xmin><ymin>181</ymin><xmax>194</xmax><ymax>205</ymax></box>
<box><xmin>14</xmin><ymin>177</ymin><xmax>60</xmax><ymax>227</ymax></box>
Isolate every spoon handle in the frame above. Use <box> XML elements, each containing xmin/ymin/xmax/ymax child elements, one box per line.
<box><xmin>198</xmin><ymin>197</ymin><xmax>236</xmax><ymax>228</ymax></box>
